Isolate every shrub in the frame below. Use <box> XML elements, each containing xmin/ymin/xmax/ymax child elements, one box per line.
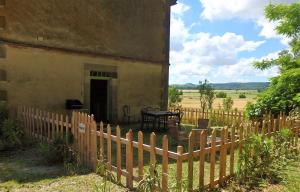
<box><xmin>239</xmin><ymin>93</ymin><xmax>246</xmax><ymax>99</ymax></box>
<box><xmin>223</xmin><ymin>97</ymin><xmax>234</xmax><ymax>111</ymax></box>
<box><xmin>0</xmin><ymin>119</ymin><xmax>24</xmax><ymax>150</ymax></box>
<box><xmin>238</xmin><ymin>128</ymin><xmax>298</xmax><ymax>189</ymax></box>
<box><xmin>95</xmin><ymin>159</ymin><xmax>117</xmax><ymax>192</ymax></box>
<box><xmin>0</xmin><ymin>103</ymin><xmax>8</xmax><ymax>136</ymax></box>
<box><xmin>216</xmin><ymin>92</ymin><xmax>227</xmax><ymax>98</ymax></box>
<box><xmin>137</xmin><ymin>163</ymin><xmax>161</xmax><ymax>192</ymax></box>
<box><xmin>238</xmin><ymin>134</ymin><xmax>278</xmax><ymax>188</ymax></box>
<box><xmin>39</xmin><ymin>134</ymin><xmax>77</xmax><ymax>166</ymax></box>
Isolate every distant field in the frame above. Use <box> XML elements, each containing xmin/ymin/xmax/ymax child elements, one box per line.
<box><xmin>180</xmin><ymin>89</ymin><xmax>258</xmax><ymax>110</ymax></box>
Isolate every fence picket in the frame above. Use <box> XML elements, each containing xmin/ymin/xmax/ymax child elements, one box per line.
<box><xmin>162</xmin><ymin>135</ymin><xmax>168</xmax><ymax>191</ymax></box>
<box><xmin>138</xmin><ymin>131</ymin><xmax>144</xmax><ymax>180</ymax></box>
<box><xmin>210</xmin><ymin>129</ymin><xmax>217</xmax><ymax>187</ymax></box>
<box><xmin>126</xmin><ymin>130</ymin><xmax>133</xmax><ymax>189</ymax></box>
<box><xmin>107</xmin><ymin>125</ymin><xmax>112</xmax><ymax>170</ymax></box>
<box><xmin>230</xmin><ymin>125</ymin><xmax>236</xmax><ymax>176</ymax></box>
<box><xmin>177</xmin><ymin>146</ymin><xmax>183</xmax><ymax>191</ymax></box>
<box><xmin>188</xmin><ymin>132</ymin><xmax>194</xmax><ymax>191</ymax></box>
<box><xmin>199</xmin><ymin>130</ymin><xmax>206</xmax><ymax>189</ymax></box>
<box><xmin>116</xmin><ymin>126</ymin><xmax>122</xmax><ymax>182</ymax></box>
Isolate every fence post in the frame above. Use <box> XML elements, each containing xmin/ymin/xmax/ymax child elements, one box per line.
<box><xmin>138</xmin><ymin>131</ymin><xmax>144</xmax><ymax>181</ymax></box>
<box><xmin>107</xmin><ymin>124</ymin><xmax>112</xmax><ymax>170</ymax></box>
<box><xmin>199</xmin><ymin>130</ymin><xmax>206</xmax><ymax>190</ymax></box>
<box><xmin>150</xmin><ymin>132</ymin><xmax>156</xmax><ymax>166</ymax></box>
<box><xmin>126</xmin><ymin>130</ymin><xmax>133</xmax><ymax>189</ymax></box>
<box><xmin>91</xmin><ymin>119</ymin><xmax>98</xmax><ymax>170</ymax></box>
<box><xmin>116</xmin><ymin>126</ymin><xmax>122</xmax><ymax>182</ymax></box>
<box><xmin>210</xmin><ymin>129</ymin><xmax>217</xmax><ymax>188</ymax></box>
<box><xmin>162</xmin><ymin>135</ymin><xmax>169</xmax><ymax>191</ymax></box>
<box><xmin>99</xmin><ymin>122</ymin><xmax>104</xmax><ymax>162</ymax></box>
<box><xmin>188</xmin><ymin>132</ymin><xmax>194</xmax><ymax>191</ymax></box>
<box><xmin>230</xmin><ymin>125</ymin><xmax>236</xmax><ymax>176</ymax></box>
<box><xmin>176</xmin><ymin>146</ymin><xmax>183</xmax><ymax>191</ymax></box>
<box><xmin>219</xmin><ymin>128</ymin><xmax>226</xmax><ymax>184</ymax></box>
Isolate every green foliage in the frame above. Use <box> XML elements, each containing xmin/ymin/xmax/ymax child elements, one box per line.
<box><xmin>39</xmin><ymin>134</ymin><xmax>76</xmax><ymax>166</ymax></box>
<box><xmin>0</xmin><ymin>119</ymin><xmax>24</xmax><ymax>150</ymax></box>
<box><xmin>248</xmin><ymin>2</ymin><xmax>300</xmax><ymax>119</ymax></box>
<box><xmin>198</xmin><ymin>79</ymin><xmax>215</xmax><ymax>111</ymax></box>
<box><xmin>239</xmin><ymin>93</ymin><xmax>246</xmax><ymax>99</ymax></box>
<box><xmin>223</xmin><ymin>97</ymin><xmax>234</xmax><ymax>111</ymax></box>
<box><xmin>238</xmin><ymin>134</ymin><xmax>278</xmax><ymax>188</ymax></box>
<box><xmin>95</xmin><ymin>160</ymin><xmax>117</xmax><ymax>192</ymax></box>
<box><xmin>168</xmin><ymin>87</ymin><xmax>183</xmax><ymax>107</ymax></box>
<box><xmin>238</xmin><ymin>128</ymin><xmax>299</xmax><ymax>189</ymax></box>
<box><xmin>137</xmin><ymin>163</ymin><xmax>161</xmax><ymax>192</ymax></box>
<box><xmin>216</xmin><ymin>91</ymin><xmax>227</xmax><ymax>98</ymax></box>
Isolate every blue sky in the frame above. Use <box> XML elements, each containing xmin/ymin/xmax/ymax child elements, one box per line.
<box><xmin>169</xmin><ymin>0</ymin><xmax>297</xmax><ymax>84</ymax></box>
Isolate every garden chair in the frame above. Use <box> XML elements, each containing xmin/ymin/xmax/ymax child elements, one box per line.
<box><xmin>198</xmin><ymin>118</ymin><xmax>209</xmax><ymax>129</ymax></box>
<box><xmin>167</xmin><ymin>119</ymin><xmax>188</xmax><ymax>145</ymax></box>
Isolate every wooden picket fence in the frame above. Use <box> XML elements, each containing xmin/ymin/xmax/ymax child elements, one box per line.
<box><xmin>17</xmin><ymin>106</ymin><xmax>299</xmax><ymax>191</ymax></box>
<box><xmin>169</xmin><ymin>107</ymin><xmax>246</xmax><ymax>126</ymax></box>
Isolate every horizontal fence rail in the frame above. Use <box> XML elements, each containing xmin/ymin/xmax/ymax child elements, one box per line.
<box><xmin>18</xmin><ymin>106</ymin><xmax>300</xmax><ymax>191</ymax></box>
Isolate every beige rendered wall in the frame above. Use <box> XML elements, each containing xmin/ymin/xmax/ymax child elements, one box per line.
<box><xmin>0</xmin><ymin>44</ymin><xmax>163</xmax><ymax>122</ymax></box>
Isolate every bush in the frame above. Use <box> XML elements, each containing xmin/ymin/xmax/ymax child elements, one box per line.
<box><xmin>0</xmin><ymin>119</ymin><xmax>24</xmax><ymax>150</ymax></box>
<box><xmin>39</xmin><ymin>134</ymin><xmax>77</xmax><ymax>166</ymax></box>
<box><xmin>223</xmin><ymin>97</ymin><xmax>234</xmax><ymax>111</ymax></box>
<box><xmin>0</xmin><ymin>103</ymin><xmax>8</xmax><ymax>136</ymax></box>
<box><xmin>216</xmin><ymin>92</ymin><xmax>227</xmax><ymax>98</ymax></box>
<box><xmin>238</xmin><ymin>128</ymin><xmax>298</xmax><ymax>189</ymax></box>
<box><xmin>239</xmin><ymin>93</ymin><xmax>246</xmax><ymax>99</ymax></box>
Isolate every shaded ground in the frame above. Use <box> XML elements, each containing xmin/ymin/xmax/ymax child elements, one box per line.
<box><xmin>0</xmin><ymin>147</ymin><xmax>126</xmax><ymax>192</ymax></box>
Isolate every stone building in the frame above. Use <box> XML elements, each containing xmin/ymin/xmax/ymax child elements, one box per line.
<box><xmin>0</xmin><ymin>0</ymin><xmax>176</xmax><ymax>122</ymax></box>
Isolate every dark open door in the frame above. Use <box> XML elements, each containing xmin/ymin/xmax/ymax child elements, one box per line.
<box><xmin>90</xmin><ymin>79</ymin><xmax>108</xmax><ymax>122</ymax></box>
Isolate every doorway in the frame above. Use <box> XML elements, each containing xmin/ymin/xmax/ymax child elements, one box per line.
<box><xmin>90</xmin><ymin>79</ymin><xmax>108</xmax><ymax>122</ymax></box>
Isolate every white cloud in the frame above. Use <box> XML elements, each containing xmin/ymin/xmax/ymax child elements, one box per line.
<box><xmin>170</xmin><ymin>31</ymin><xmax>265</xmax><ymax>83</ymax></box>
<box><xmin>169</xmin><ymin>2</ymin><xmax>278</xmax><ymax>84</ymax></box>
<box><xmin>171</xmin><ymin>2</ymin><xmax>190</xmax><ymax>16</ymax></box>
<box><xmin>200</xmin><ymin>0</ymin><xmax>298</xmax><ymax>42</ymax></box>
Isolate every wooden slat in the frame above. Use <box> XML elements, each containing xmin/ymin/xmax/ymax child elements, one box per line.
<box><xmin>162</xmin><ymin>135</ymin><xmax>168</xmax><ymax>191</ymax></box>
<box><xmin>210</xmin><ymin>129</ymin><xmax>217</xmax><ymax>187</ymax></box>
<box><xmin>150</xmin><ymin>132</ymin><xmax>156</xmax><ymax>166</ymax></box>
<box><xmin>219</xmin><ymin>128</ymin><xmax>225</xmax><ymax>184</ymax></box>
<box><xmin>126</xmin><ymin>130</ymin><xmax>133</xmax><ymax>189</ymax></box>
<box><xmin>138</xmin><ymin>131</ymin><xmax>144</xmax><ymax>180</ymax></box>
<box><xmin>199</xmin><ymin>130</ymin><xmax>206</xmax><ymax>190</ymax></box>
<box><xmin>90</xmin><ymin>119</ymin><xmax>97</xmax><ymax>170</ymax></box>
<box><xmin>188</xmin><ymin>132</ymin><xmax>194</xmax><ymax>191</ymax></box>
<box><xmin>176</xmin><ymin>146</ymin><xmax>183</xmax><ymax>191</ymax></box>
<box><xmin>116</xmin><ymin>126</ymin><xmax>122</xmax><ymax>182</ymax></box>
<box><xmin>99</xmin><ymin>122</ymin><xmax>104</xmax><ymax>161</ymax></box>
<box><xmin>230</xmin><ymin>125</ymin><xmax>236</xmax><ymax>176</ymax></box>
<box><xmin>107</xmin><ymin>124</ymin><xmax>112</xmax><ymax>170</ymax></box>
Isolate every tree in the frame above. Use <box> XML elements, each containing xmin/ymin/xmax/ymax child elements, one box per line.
<box><xmin>198</xmin><ymin>79</ymin><xmax>215</xmax><ymax>113</ymax></box>
<box><xmin>223</xmin><ymin>97</ymin><xmax>234</xmax><ymax>111</ymax></box>
<box><xmin>168</xmin><ymin>86</ymin><xmax>183</xmax><ymax>107</ymax></box>
<box><xmin>246</xmin><ymin>2</ymin><xmax>300</xmax><ymax>119</ymax></box>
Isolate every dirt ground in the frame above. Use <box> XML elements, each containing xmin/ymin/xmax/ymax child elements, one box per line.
<box><xmin>180</xmin><ymin>90</ymin><xmax>257</xmax><ymax>110</ymax></box>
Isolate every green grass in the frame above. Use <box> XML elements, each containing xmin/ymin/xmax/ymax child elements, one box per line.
<box><xmin>0</xmin><ymin>147</ymin><xmax>126</xmax><ymax>192</ymax></box>
<box><xmin>266</xmin><ymin>159</ymin><xmax>300</xmax><ymax>192</ymax></box>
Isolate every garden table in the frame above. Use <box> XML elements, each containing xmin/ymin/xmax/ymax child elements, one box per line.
<box><xmin>141</xmin><ymin>110</ymin><xmax>180</xmax><ymax>130</ymax></box>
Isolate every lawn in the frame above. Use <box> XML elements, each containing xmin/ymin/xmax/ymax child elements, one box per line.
<box><xmin>0</xmin><ymin>147</ymin><xmax>126</xmax><ymax>192</ymax></box>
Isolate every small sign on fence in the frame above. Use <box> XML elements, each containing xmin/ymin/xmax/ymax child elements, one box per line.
<box><xmin>79</xmin><ymin>123</ymin><xmax>86</xmax><ymax>133</ymax></box>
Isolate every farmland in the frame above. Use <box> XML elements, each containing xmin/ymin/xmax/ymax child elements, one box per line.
<box><xmin>180</xmin><ymin>89</ymin><xmax>258</xmax><ymax>110</ymax></box>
